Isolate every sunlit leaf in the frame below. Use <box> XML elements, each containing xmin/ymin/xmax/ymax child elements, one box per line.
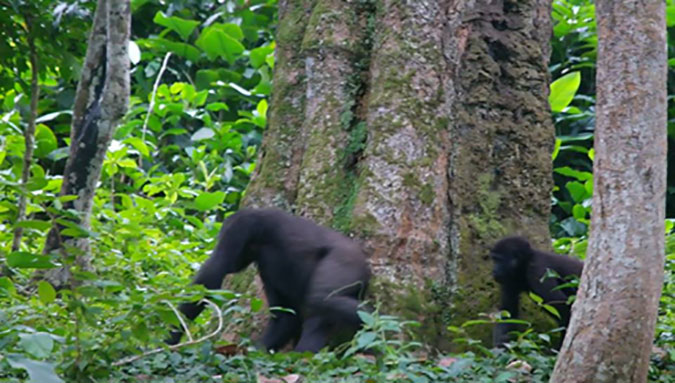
<box><xmin>554</xmin><ymin>166</ymin><xmax>593</xmax><ymax>181</ymax></box>
<box><xmin>566</xmin><ymin>181</ymin><xmax>588</xmax><ymax>202</ymax></box>
<box><xmin>549</xmin><ymin>71</ymin><xmax>581</xmax><ymax>112</ymax></box>
<box><xmin>6</xmin><ymin>252</ymin><xmax>56</xmax><ymax>269</ymax></box>
<box><xmin>37</xmin><ymin>281</ymin><xmax>56</xmax><ymax>304</ymax></box>
<box><xmin>191</xmin><ymin>128</ymin><xmax>215</xmax><ymax>141</ymax></box>
<box><xmin>250</xmin><ymin>298</ymin><xmax>263</xmax><ymax>312</ymax></box>
<box><xmin>194</xmin><ymin>191</ymin><xmax>225</xmax><ymax>211</ymax></box>
<box><xmin>128</xmin><ymin>40</ymin><xmax>141</xmax><ymax>65</ymax></box>
<box><xmin>14</xmin><ymin>220</ymin><xmax>51</xmax><ymax>231</ymax></box>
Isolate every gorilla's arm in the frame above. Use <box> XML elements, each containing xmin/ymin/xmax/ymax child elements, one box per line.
<box><xmin>493</xmin><ymin>284</ymin><xmax>522</xmax><ymax>346</ymax></box>
<box><xmin>166</xmin><ymin>211</ymin><xmax>256</xmax><ymax>345</ymax></box>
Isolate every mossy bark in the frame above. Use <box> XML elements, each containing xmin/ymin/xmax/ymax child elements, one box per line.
<box><xmin>243</xmin><ymin>0</ymin><xmax>556</xmax><ymax>350</ymax></box>
<box><xmin>447</xmin><ymin>0</ymin><xmax>556</xmax><ymax>346</ymax></box>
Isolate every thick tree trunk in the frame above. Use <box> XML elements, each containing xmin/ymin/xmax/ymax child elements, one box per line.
<box><xmin>550</xmin><ymin>2</ymin><xmax>666</xmax><ymax>382</ymax></box>
<box><xmin>447</xmin><ymin>0</ymin><xmax>556</xmax><ymax>344</ymax></box>
<box><xmin>41</xmin><ymin>0</ymin><xmax>131</xmax><ymax>288</ymax></box>
<box><xmin>244</xmin><ymin>0</ymin><xmax>555</xmax><ymax>347</ymax></box>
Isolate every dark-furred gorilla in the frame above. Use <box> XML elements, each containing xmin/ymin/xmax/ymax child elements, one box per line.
<box><xmin>490</xmin><ymin>236</ymin><xmax>583</xmax><ymax>347</ymax></box>
<box><xmin>166</xmin><ymin>208</ymin><xmax>371</xmax><ymax>353</ymax></box>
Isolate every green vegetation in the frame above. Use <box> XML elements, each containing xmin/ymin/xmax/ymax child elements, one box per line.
<box><xmin>0</xmin><ymin>0</ymin><xmax>672</xmax><ymax>382</ymax></box>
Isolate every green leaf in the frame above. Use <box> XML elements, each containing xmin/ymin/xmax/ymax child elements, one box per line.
<box><xmin>554</xmin><ymin>166</ymin><xmax>593</xmax><ymax>181</ymax></box>
<box><xmin>117</xmin><ymin>159</ymin><xmax>137</xmax><ymax>168</ymax></box>
<box><xmin>153</xmin><ymin>12</ymin><xmax>200</xmax><ymax>41</ymax></box>
<box><xmin>14</xmin><ymin>220</ymin><xmax>51</xmax><ymax>231</ymax></box>
<box><xmin>250</xmin><ymin>45</ymin><xmax>274</xmax><ymax>68</ymax></box>
<box><xmin>6</xmin><ymin>354</ymin><xmax>63</xmax><ymax>383</ymax></box>
<box><xmin>195</xmin><ymin>69</ymin><xmax>219</xmax><ymax>90</ymax></box>
<box><xmin>528</xmin><ymin>292</ymin><xmax>543</xmax><ymax>304</ymax></box>
<box><xmin>194</xmin><ymin>191</ymin><xmax>225</xmax><ymax>211</ymax></box>
<box><xmin>355</xmin><ymin>331</ymin><xmax>377</xmax><ymax>349</ymax></box>
<box><xmin>19</xmin><ymin>333</ymin><xmax>54</xmax><ymax>359</ymax></box>
<box><xmin>572</xmin><ymin>204</ymin><xmax>586</xmax><ymax>220</ymax></box>
<box><xmin>566</xmin><ymin>181</ymin><xmax>588</xmax><ymax>202</ymax></box>
<box><xmin>253</xmin><ymin>66</ymin><xmax>272</xmax><ymax>95</ymax></box>
<box><xmin>584</xmin><ymin>179</ymin><xmax>593</xmax><ymax>196</ymax></box>
<box><xmin>191</xmin><ymin>128</ymin><xmax>215</xmax><ymax>141</ymax></box>
<box><xmin>7</xmin><ymin>252</ymin><xmax>56</xmax><ymax>269</ymax></box>
<box><xmin>667</xmin><ymin>5</ymin><xmax>675</xmax><ymax>27</ymax></box>
<box><xmin>196</xmin><ymin>26</ymin><xmax>245</xmax><ymax>63</ymax></box>
<box><xmin>34</xmin><ymin>124</ymin><xmax>57</xmax><ymax>158</ymax></box>
<box><xmin>193</xmin><ymin>90</ymin><xmax>208</xmax><ymax>106</ymax></box>
<box><xmin>542</xmin><ymin>304</ymin><xmax>561</xmax><ymax>319</ymax></box>
<box><xmin>549</xmin><ymin>71</ymin><xmax>581</xmax><ymax>112</ymax></box>
<box><xmin>357</xmin><ymin>310</ymin><xmax>375</xmax><ymax>327</ymax></box>
<box><xmin>206</xmin><ymin>102</ymin><xmax>229</xmax><ymax>112</ymax></box>
<box><xmin>0</xmin><ymin>277</ymin><xmax>16</xmax><ymax>295</ymax></box>
<box><xmin>37</xmin><ymin>281</ymin><xmax>56</xmax><ymax>304</ymax></box>
<box><xmin>155</xmin><ymin>38</ymin><xmax>201</xmax><ymax>62</ymax></box>
<box><xmin>250</xmin><ymin>297</ymin><xmax>263</xmax><ymax>312</ymax></box>
<box><xmin>461</xmin><ymin>319</ymin><xmax>492</xmax><ymax>327</ymax></box>
<box><xmin>124</xmin><ymin>137</ymin><xmax>150</xmax><ymax>157</ymax></box>
<box><xmin>219</xmin><ymin>23</ymin><xmax>244</xmax><ymax>41</ymax></box>
<box><xmin>256</xmin><ymin>99</ymin><xmax>268</xmax><ymax>119</ymax></box>
<box><xmin>552</xmin><ymin>138</ymin><xmax>561</xmax><ymax>160</ymax></box>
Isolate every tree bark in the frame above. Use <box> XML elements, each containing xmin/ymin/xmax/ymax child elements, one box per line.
<box><xmin>41</xmin><ymin>0</ymin><xmax>131</xmax><ymax>288</ymax></box>
<box><xmin>448</xmin><ymin>0</ymin><xmax>556</xmax><ymax>344</ymax></box>
<box><xmin>244</xmin><ymin>0</ymin><xmax>555</xmax><ymax>346</ymax></box>
<box><xmin>550</xmin><ymin>1</ymin><xmax>666</xmax><ymax>382</ymax></box>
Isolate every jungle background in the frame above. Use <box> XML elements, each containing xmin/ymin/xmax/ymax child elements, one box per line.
<box><xmin>0</xmin><ymin>0</ymin><xmax>672</xmax><ymax>382</ymax></box>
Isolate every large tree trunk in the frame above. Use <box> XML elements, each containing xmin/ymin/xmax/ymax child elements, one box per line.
<box><xmin>41</xmin><ymin>0</ymin><xmax>131</xmax><ymax>288</ymax></box>
<box><xmin>550</xmin><ymin>2</ymin><xmax>667</xmax><ymax>382</ymax></box>
<box><xmin>245</xmin><ymin>0</ymin><xmax>554</xmax><ymax>346</ymax></box>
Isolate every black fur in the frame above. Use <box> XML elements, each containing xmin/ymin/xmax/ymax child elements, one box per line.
<box><xmin>490</xmin><ymin>236</ymin><xmax>583</xmax><ymax>347</ymax></box>
<box><xmin>166</xmin><ymin>208</ymin><xmax>371</xmax><ymax>352</ymax></box>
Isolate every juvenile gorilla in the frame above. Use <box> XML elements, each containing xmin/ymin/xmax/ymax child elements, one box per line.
<box><xmin>166</xmin><ymin>208</ymin><xmax>371</xmax><ymax>352</ymax></box>
<box><xmin>490</xmin><ymin>236</ymin><xmax>583</xmax><ymax>347</ymax></box>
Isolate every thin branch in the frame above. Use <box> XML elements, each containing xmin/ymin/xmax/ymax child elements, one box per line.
<box><xmin>112</xmin><ymin>299</ymin><xmax>223</xmax><ymax>366</ymax></box>
<box><xmin>164</xmin><ymin>299</ymin><xmax>193</xmax><ymax>342</ymax></box>
<box><xmin>141</xmin><ymin>52</ymin><xmax>171</xmax><ymax>142</ymax></box>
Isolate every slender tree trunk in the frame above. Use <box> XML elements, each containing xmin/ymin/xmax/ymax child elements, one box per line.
<box><xmin>41</xmin><ymin>0</ymin><xmax>131</xmax><ymax>288</ymax></box>
<box><xmin>11</xmin><ymin>17</ymin><xmax>40</xmax><ymax>253</ymax></box>
<box><xmin>550</xmin><ymin>2</ymin><xmax>666</xmax><ymax>382</ymax></box>
<box><xmin>244</xmin><ymin>0</ymin><xmax>555</xmax><ymax>346</ymax></box>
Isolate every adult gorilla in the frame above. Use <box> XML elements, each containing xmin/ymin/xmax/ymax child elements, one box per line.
<box><xmin>166</xmin><ymin>208</ymin><xmax>371</xmax><ymax>352</ymax></box>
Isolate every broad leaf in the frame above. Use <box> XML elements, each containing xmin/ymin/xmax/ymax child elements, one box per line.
<box><xmin>153</xmin><ymin>12</ymin><xmax>199</xmax><ymax>41</ymax></box>
<box><xmin>549</xmin><ymin>71</ymin><xmax>581</xmax><ymax>112</ymax></box>
<box><xmin>19</xmin><ymin>333</ymin><xmax>54</xmax><ymax>359</ymax></box>
<box><xmin>6</xmin><ymin>354</ymin><xmax>63</xmax><ymax>383</ymax></box>
<box><xmin>194</xmin><ymin>191</ymin><xmax>225</xmax><ymax>211</ymax></box>
<box><xmin>37</xmin><ymin>281</ymin><xmax>56</xmax><ymax>304</ymax></box>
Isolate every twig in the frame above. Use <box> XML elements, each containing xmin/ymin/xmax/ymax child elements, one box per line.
<box><xmin>141</xmin><ymin>52</ymin><xmax>171</xmax><ymax>143</ymax></box>
<box><xmin>164</xmin><ymin>299</ymin><xmax>193</xmax><ymax>342</ymax></box>
<box><xmin>112</xmin><ymin>298</ymin><xmax>223</xmax><ymax>366</ymax></box>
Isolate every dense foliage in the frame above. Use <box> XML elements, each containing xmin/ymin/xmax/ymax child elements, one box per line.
<box><xmin>0</xmin><ymin>0</ymin><xmax>672</xmax><ymax>381</ymax></box>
